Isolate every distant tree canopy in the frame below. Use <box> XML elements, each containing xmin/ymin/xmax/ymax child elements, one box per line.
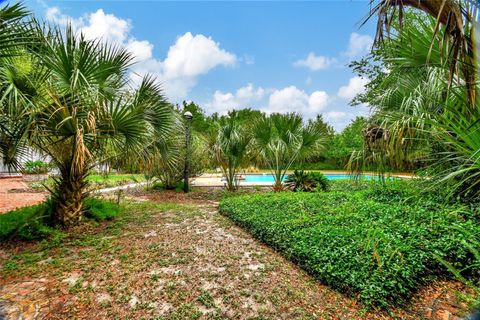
<box><xmin>176</xmin><ymin>101</ymin><xmax>368</xmax><ymax>171</ymax></box>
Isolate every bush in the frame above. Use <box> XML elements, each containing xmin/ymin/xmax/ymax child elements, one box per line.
<box><xmin>0</xmin><ymin>198</ymin><xmax>120</xmax><ymax>241</ymax></box>
<box><xmin>284</xmin><ymin>170</ymin><xmax>330</xmax><ymax>192</ymax></box>
<box><xmin>22</xmin><ymin>160</ymin><xmax>49</xmax><ymax>174</ymax></box>
<box><xmin>219</xmin><ymin>182</ymin><xmax>480</xmax><ymax>308</ymax></box>
<box><xmin>152</xmin><ymin>181</ymin><xmax>190</xmax><ymax>192</ymax></box>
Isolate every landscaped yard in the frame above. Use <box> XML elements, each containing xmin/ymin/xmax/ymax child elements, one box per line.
<box><xmin>2</xmin><ymin>1</ymin><xmax>480</xmax><ymax>319</ymax></box>
<box><xmin>0</xmin><ymin>183</ymin><xmax>477</xmax><ymax>319</ymax></box>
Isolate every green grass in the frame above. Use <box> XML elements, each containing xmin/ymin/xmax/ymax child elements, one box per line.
<box><xmin>0</xmin><ymin>198</ymin><xmax>120</xmax><ymax>242</ymax></box>
<box><xmin>30</xmin><ymin>173</ymin><xmax>144</xmax><ymax>191</ymax></box>
<box><xmin>0</xmin><ymin>201</ymin><xmax>55</xmax><ymax>241</ymax></box>
<box><xmin>86</xmin><ymin>173</ymin><xmax>144</xmax><ymax>188</ymax></box>
<box><xmin>219</xmin><ymin>180</ymin><xmax>480</xmax><ymax>308</ymax></box>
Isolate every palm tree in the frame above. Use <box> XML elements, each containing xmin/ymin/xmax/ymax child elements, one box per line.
<box><xmin>351</xmin><ymin>11</ymin><xmax>480</xmax><ymax>198</ymax></box>
<box><xmin>212</xmin><ymin>113</ymin><xmax>252</xmax><ymax>191</ymax></box>
<box><xmin>367</xmin><ymin>0</ymin><xmax>477</xmax><ymax>107</ymax></box>
<box><xmin>251</xmin><ymin>113</ymin><xmax>325</xmax><ymax>191</ymax></box>
<box><xmin>0</xmin><ymin>2</ymin><xmax>37</xmax><ymax>170</ymax></box>
<box><xmin>1</xmin><ymin>25</ymin><xmax>175</xmax><ymax>226</ymax></box>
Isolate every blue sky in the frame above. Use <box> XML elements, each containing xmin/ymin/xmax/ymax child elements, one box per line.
<box><xmin>27</xmin><ymin>1</ymin><xmax>376</xmax><ymax>130</ymax></box>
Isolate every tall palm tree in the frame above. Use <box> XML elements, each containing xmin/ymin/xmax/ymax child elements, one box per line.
<box><xmin>251</xmin><ymin>113</ymin><xmax>325</xmax><ymax>191</ymax></box>
<box><xmin>1</xmin><ymin>25</ymin><xmax>175</xmax><ymax>226</ymax></box>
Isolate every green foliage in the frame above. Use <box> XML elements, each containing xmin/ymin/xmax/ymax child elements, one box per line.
<box><xmin>0</xmin><ymin>201</ymin><xmax>55</xmax><ymax>241</ymax></box>
<box><xmin>284</xmin><ymin>170</ymin><xmax>330</xmax><ymax>192</ymax></box>
<box><xmin>84</xmin><ymin>198</ymin><xmax>120</xmax><ymax>221</ymax></box>
<box><xmin>212</xmin><ymin>111</ymin><xmax>252</xmax><ymax>191</ymax></box>
<box><xmin>152</xmin><ymin>181</ymin><xmax>190</xmax><ymax>193</ymax></box>
<box><xmin>22</xmin><ymin>160</ymin><xmax>49</xmax><ymax>174</ymax></box>
<box><xmin>252</xmin><ymin>113</ymin><xmax>326</xmax><ymax>191</ymax></box>
<box><xmin>323</xmin><ymin>117</ymin><xmax>366</xmax><ymax>167</ymax></box>
<box><xmin>219</xmin><ymin>181</ymin><xmax>480</xmax><ymax>308</ymax></box>
<box><xmin>0</xmin><ymin>198</ymin><xmax>120</xmax><ymax>241</ymax></box>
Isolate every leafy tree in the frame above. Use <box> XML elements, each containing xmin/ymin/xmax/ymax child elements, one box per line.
<box><xmin>179</xmin><ymin>101</ymin><xmax>211</xmax><ymax>133</ymax></box>
<box><xmin>324</xmin><ymin>117</ymin><xmax>366</xmax><ymax>167</ymax></box>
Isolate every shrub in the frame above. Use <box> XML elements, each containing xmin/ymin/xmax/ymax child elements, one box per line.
<box><xmin>284</xmin><ymin>170</ymin><xmax>330</xmax><ymax>192</ymax></box>
<box><xmin>22</xmin><ymin>160</ymin><xmax>49</xmax><ymax>174</ymax></box>
<box><xmin>152</xmin><ymin>181</ymin><xmax>190</xmax><ymax>192</ymax></box>
<box><xmin>219</xmin><ymin>183</ymin><xmax>480</xmax><ymax>308</ymax></box>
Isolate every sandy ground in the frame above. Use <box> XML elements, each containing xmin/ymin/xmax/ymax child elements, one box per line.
<box><xmin>0</xmin><ymin>177</ymin><xmax>46</xmax><ymax>213</ymax></box>
<box><xmin>0</xmin><ymin>191</ymin><xmax>472</xmax><ymax>319</ymax></box>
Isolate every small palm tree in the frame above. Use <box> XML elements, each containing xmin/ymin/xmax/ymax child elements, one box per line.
<box><xmin>252</xmin><ymin>113</ymin><xmax>325</xmax><ymax>191</ymax></box>
<box><xmin>212</xmin><ymin>113</ymin><xmax>252</xmax><ymax>191</ymax></box>
<box><xmin>1</xmin><ymin>25</ymin><xmax>175</xmax><ymax>226</ymax></box>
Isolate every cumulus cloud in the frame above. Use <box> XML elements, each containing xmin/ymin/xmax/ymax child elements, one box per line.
<box><xmin>337</xmin><ymin>76</ymin><xmax>369</xmax><ymax>101</ymax></box>
<box><xmin>206</xmin><ymin>83</ymin><xmax>265</xmax><ymax>113</ymax></box>
<box><xmin>45</xmin><ymin>7</ymin><xmax>237</xmax><ymax>101</ymax></box>
<box><xmin>293</xmin><ymin>52</ymin><xmax>336</xmax><ymax>71</ymax></box>
<box><xmin>204</xmin><ymin>85</ymin><xmax>329</xmax><ymax>118</ymax></box>
<box><xmin>162</xmin><ymin>32</ymin><xmax>236</xmax><ymax>79</ymax></box>
<box><xmin>266</xmin><ymin>86</ymin><xmax>329</xmax><ymax>117</ymax></box>
<box><xmin>345</xmin><ymin>33</ymin><xmax>373</xmax><ymax>58</ymax></box>
<box><xmin>47</xmin><ymin>8</ymin><xmax>131</xmax><ymax>44</ymax></box>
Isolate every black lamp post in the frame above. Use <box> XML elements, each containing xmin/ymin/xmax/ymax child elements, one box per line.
<box><xmin>183</xmin><ymin>111</ymin><xmax>193</xmax><ymax>193</ymax></box>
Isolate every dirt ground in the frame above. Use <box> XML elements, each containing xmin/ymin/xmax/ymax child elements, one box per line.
<box><xmin>0</xmin><ymin>190</ymin><xmax>473</xmax><ymax>319</ymax></box>
<box><xmin>0</xmin><ymin>177</ymin><xmax>46</xmax><ymax>213</ymax></box>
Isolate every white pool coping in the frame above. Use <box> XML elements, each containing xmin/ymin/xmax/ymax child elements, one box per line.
<box><xmin>190</xmin><ymin>172</ymin><xmax>413</xmax><ymax>187</ymax></box>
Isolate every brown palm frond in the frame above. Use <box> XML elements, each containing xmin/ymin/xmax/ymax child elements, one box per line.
<box><xmin>365</xmin><ymin>0</ymin><xmax>477</xmax><ymax>108</ymax></box>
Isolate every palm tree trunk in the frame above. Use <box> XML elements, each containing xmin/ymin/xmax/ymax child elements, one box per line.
<box><xmin>52</xmin><ymin>168</ymin><xmax>88</xmax><ymax>227</ymax></box>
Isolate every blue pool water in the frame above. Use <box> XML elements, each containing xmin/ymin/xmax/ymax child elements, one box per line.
<box><xmin>242</xmin><ymin>174</ymin><xmax>375</xmax><ymax>183</ymax></box>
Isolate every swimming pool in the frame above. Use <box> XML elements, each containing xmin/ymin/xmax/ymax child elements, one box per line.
<box><xmin>242</xmin><ymin>173</ymin><xmax>375</xmax><ymax>183</ymax></box>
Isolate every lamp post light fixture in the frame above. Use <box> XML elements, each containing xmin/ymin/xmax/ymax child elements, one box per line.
<box><xmin>183</xmin><ymin>111</ymin><xmax>193</xmax><ymax>193</ymax></box>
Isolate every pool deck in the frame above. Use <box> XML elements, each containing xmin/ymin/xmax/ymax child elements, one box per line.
<box><xmin>191</xmin><ymin>171</ymin><xmax>414</xmax><ymax>187</ymax></box>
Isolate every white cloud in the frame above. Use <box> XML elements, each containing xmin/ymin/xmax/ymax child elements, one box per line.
<box><xmin>267</xmin><ymin>86</ymin><xmax>329</xmax><ymax>116</ymax></box>
<box><xmin>345</xmin><ymin>33</ymin><xmax>373</xmax><ymax>58</ymax></box>
<box><xmin>206</xmin><ymin>83</ymin><xmax>265</xmax><ymax>113</ymax></box>
<box><xmin>46</xmin><ymin>8</ymin><xmax>131</xmax><ymax>44</ymax></box>
<box><xmin>293</xmin><ymin>52</ymin><xmax>336</xmax><ymax>71</ymax></box>
<box><xmin>80</xmin><ymin>9</ymin><xmax>130</xmax><ymax>44</ymax></box>
<box><xmin>45</xmin><ymin>7</ymin><xmax>237</xmax><ymax>101</ymax></box>
<box><xmin>308</xmin><ymin>91</ymin><xmax>329</xmax><ymax>111</ymax></box>
<box><xmin>337</xmin><ymin>76</ymin><xmax>369</xmax><ymax>101</ymax></box>
<box><xmin>324</xmin><ymin>111</ymin><xmax>347</xmax><ymax>122</ymax></box>
<box><xmin>126</xmin><ymin>40</ymin><xmax>153</xmax><ymax>62</ymax></box>
<box><xmin>204</xmin><ymin>85</ymin><xmax>329</xmax><ymax>118</ymax></box>
<box><xmin>161</xmin><ymin>32</ymin><xmax>236</xmax><ymax>79</ymax></box>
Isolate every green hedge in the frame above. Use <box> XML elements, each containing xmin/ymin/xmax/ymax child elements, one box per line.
<box><xmin>219</xmin><ymin>183</ymin><xmax>480</xmax><ymax>308</ymax></box>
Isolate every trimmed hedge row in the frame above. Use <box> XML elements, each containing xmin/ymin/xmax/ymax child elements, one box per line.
<box><xmin>219</xmin><ymin>184</ymin><xmax>480</xmax><ymax>308</ymax></box>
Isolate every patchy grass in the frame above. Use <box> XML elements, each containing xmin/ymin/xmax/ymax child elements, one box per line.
<box><xmin>86</xmin><ymin>173</ymin><xmax>145</xmax><ymax>188</ymax></box>
<box><xmin>29</xmin><ymin>173</ymin><xmax>144</xmax><ymax>191</ymax></box>
<box><xmin>0</xmin><ymin>190</ymin><xmax>474</xmax><ymax>319</ymax></box>
<box><xmin>0</xmin><ymin>198</ymin><xmax>120</xmax><ymax>242</ymax></box>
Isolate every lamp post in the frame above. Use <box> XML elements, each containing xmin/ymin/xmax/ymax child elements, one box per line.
<box><xmin>183</xmin><ymin>111</ymin><xmax>193</xmax><ymax>193</ymax></box>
